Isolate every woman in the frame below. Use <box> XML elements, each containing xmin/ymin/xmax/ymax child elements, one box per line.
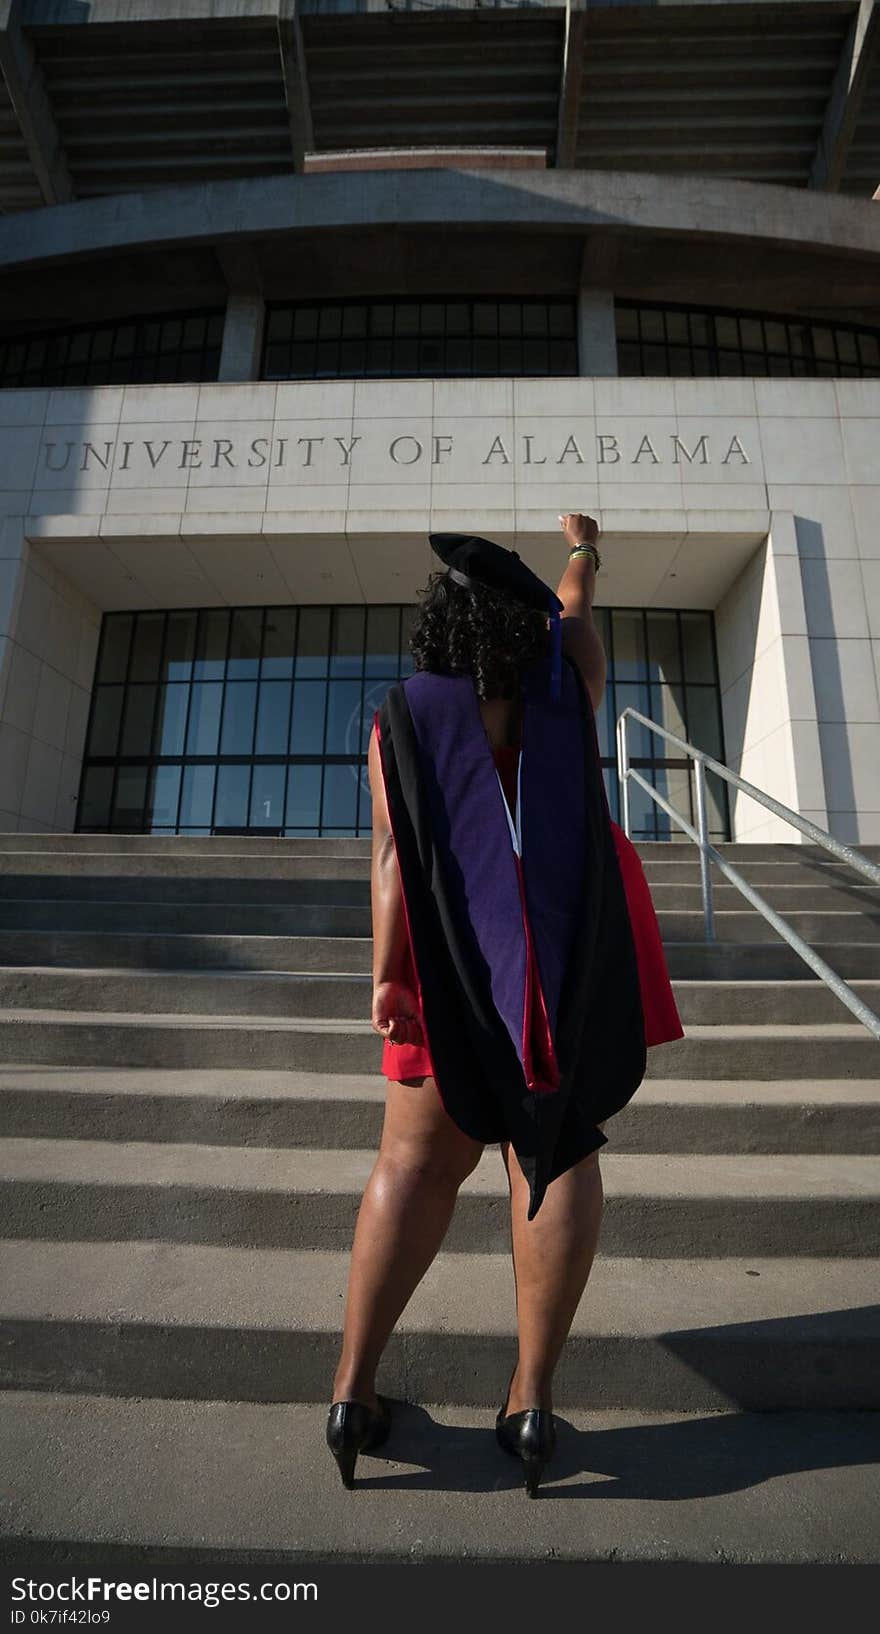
<box><xmin>326</xmin><ymin>513</ymin><xmax>683</xmax><ymax>1496</ymax></box>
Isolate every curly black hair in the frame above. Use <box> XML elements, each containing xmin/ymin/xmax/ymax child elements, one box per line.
<box><xmin>408</xmin><ymin>569</ymin><xmax>551</xmax><ymax>701</ymax></box>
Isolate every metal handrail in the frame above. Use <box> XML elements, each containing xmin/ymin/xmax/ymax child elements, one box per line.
<box><xmin>615</xmin><ymin>706</ymin><xmax>880</xmax><ymax>1041</ymax></box>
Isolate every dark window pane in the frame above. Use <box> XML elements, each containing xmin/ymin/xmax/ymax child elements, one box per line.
<box><xmin>262</xmin><ymin>607</ymin><xmax>296</xmax><ymax>677</ymax></box>
<box><xmin>255</xmin><ymin>681</ymin><xmax>292</xmax><ymax>755</ymax></box>
<box><xmin>365</xmin><ymin>607</ymin><xmax>400</xmax><ymax>677</ymax></box>
<box><xmin>119</xmin><ymin>684</ymin><xmax>157</xmax><ymax>756</ymax></box>
<box><xmin>180</xmin><ymin>764</ymin><xmax>215</xmax><ymax>827</ymax></box>
<box><xmin>185</xmin><ymin>682</ymin><xmax>223</xmax><ymax>755</ymax></box>
<box><xmin>323</xmin><ymin>763</ymin><xmax>358</xmax><ymax>828</ymax></box>
<box><xmin>98</xmin><ymin>615</ymin><xmax>133</xmax><ymax>683</ymax></box>
<box><xmin>611</xmin><ymin>611</ymin><xmax>647</xmax><ymax>682</ymax></box>
<box><xmin>227</xmin><ymin>608</ymin><xmax>262</xmax><ymax>679</ymax></box>
<box><xmin>214</xmin><ymin>764</ymin><xmax>250</xmax><ymax>828</ymax></box>
<box><xmin>154</xmin><ymin>684</ymin><xmax>188</xmax><ymax>756</ymax></box>
<box><xmin>325</xmin><ymin>680</ymin><xmax>364</xmax><ymax>754</ymax></box>
<box><xmin>680</xmin><ymin>613</ymin><xmax>716</xmax><ymax>683</ymax></box>
<box><xmin>111</xmin><ymin>765</ymin><xmax>147</xmax><ymax>830</ymax></box>
<box><xmin>220</xmin><ymin>680</ymin><xmax>257</xmax><ymax>755</ymax></box>
<box><xmin>163</xmin><ymin>612</ymin><xmax>196</xmax><ymax>682</ymax></box>
<box><xmin>194</xmin><ymin>609</ymin><xmax>229</xmax><ymax>680</ymax></box>
<box><xmin>330</xmin><ymin>606</ymin><xmax>365</xmax><ymax>678</ymax></box>
<box><xmin>295</xmin><ymin>608</ymin><xmax>330</xmax><ymax>677</ymax></box>
<box><xmin>146</xmin><ymin>764</ymin><xmax>182</xmax><ymax>830</ymax></box>
<box><xmin>78</xmin><ymin>765</ymin><xmax>114</xmax><ymax>828</ymax></box>
<box><xmin>614</xmin><ymin>682</ymin><xmax>653</xmax><ymax>758</ymax></box>
<box><xmin>290</xmin><ymin>681</ymin><xmax>326</xmax><ymax>753</ymax></box>
<box><xmin>129</xmin><ymin>613</ymin><xmax>164</xmax><ymax>682</ymax></box>
<box><xmin>250</xmin><ymin>764</ymin><xmax>286</xmax><ymax>829</ymax></box>
<box><xmin>646</xmin><ymin>611</ymin><xmax>682</xmax><ymax>685</ymax></box>
<box><xmin>685</xmin><ymin>687</ymin><xmax>723</xmax><ymax>758</ymax></box>
<box><xmin>88</xmin><ymin>687</ymin><xmax>124</xmax><ymax>756</ymax></box>
<box><xmin>286</xmin><ymin>764</ymin><xmax>322</xmax><ymax>829</ymax></box>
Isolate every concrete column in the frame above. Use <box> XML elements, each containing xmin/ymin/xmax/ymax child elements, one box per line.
<box><xmin>715</xmin><ymin>514</ymin><xmax>828</xmax><ymax>843</ymax></box>
<box><xmin>0</xmin><ymin>516</ymin><xmax>100</xmax><ymax>834</ymax></box>
<box><xmin>577</xmin><ymin>288</ymin><xmax>617</xmax><ymax>377</ymax></box>
<box><xmin>218</xmin><ymin>293</ymin><xmax>266</xmax><ymax>383</ymax></box>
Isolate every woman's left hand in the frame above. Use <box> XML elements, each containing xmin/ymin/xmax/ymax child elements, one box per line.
<box><xmin>371</xmin><ymin>980</ymin><xmax>424</xmax><ymax>1047</ymax></box>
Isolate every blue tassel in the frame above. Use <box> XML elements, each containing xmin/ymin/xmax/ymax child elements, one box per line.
<box><xmin>549</xmin><ymin>604</ymin><xmax>562</xmax><ymax>700</ymax></box>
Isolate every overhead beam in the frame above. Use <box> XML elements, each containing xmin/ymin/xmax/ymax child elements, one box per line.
<box><xmin>0</xmin><ymin>0</ymin><xmax>72</xmax><ymax>205</ymax></box>
<box><xmin>555</xmin><ymin>0</ymin><xmax>587</xmax><ymax>169</ymax></box>
<box><xmin>279</xmin><ymin>0</ymin><xmax>314</xmax><ymax>172</ymax></box>
<box><xmin>809</xmin><ymin>0</ymin><xmax>880</xmax><ymax>191</ymax></box>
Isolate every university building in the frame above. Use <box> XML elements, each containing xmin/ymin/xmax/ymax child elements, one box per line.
<box><xmin>1</xmin><ymin>0</ymin><xmax>879</xmax><ymax>846</ymax></box>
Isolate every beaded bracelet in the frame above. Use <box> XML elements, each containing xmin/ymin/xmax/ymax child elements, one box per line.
<box><xmin>569</xmin><ymin>541</ymin><xmax>602</xmax><ymax>572</ymax></box>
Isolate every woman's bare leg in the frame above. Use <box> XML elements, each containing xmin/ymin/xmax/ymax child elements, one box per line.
<box><xmin>331</xmin><ymin>1075</ymin><xmax>485</xmax><ymax>1409</ymax></box>
<box><xmin>499</xmin><ymin>1124</ymin><xmax>606</xmax><ymax>1415</ymax></box>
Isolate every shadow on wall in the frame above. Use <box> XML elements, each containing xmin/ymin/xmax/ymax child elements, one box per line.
<box><xmin>796</xmin><ymin>513</ymin><xmax>857</xmax><ymax>834</ymax></box>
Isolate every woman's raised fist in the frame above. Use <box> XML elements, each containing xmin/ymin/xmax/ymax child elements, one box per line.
<box><xmin>558</xmin><ymin>513</ymin><xmax>600</xmax><ymax>549</ymax></box>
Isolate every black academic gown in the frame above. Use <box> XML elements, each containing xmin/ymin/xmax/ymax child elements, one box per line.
<box><xmin>374</xmin><ymin>650</ymin><xmax>647</xmax><ymax>1220</ymax></box>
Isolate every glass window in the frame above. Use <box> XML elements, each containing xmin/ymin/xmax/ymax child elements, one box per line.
<box><xmin>154</xmin><ymin>683</ymin><xmax>189</xmax><ymax>756</ymax></box>
<box><xmin>88</xmin><ymin>687</ymin><xmax>125</xmax><ymax>757</ymax></box>
<box><xmin>146</xmin><ymin>764</ymin><xmax>182</xmax><ymax>830</ymax></box>
<box><xmin>262</xmin><ymin>608</ymin><xmax>296</xmax><ymax>678</ymax></box>
<box><xmin>0</xmin><ymin>308</ymin><xmax>223</xmax><ymax>388</ymax></box>
<box><xmin>323</xmin><ymin>763</ymin><xmax>358</xmax><ymax>829</ymax></box>
<box><xmin>227</xmin><ymin>609</ymin><xmax>262</xmax><ymax>679</ymax></box>
<box><xmin>365</xmin><ymin>607</ymin><xmax>401</xmax><ymax>678</ymax></box>
<box><xmin>220</xmin><ymin>681</ymin><xmax>257</xmax><ymax>755</ymax></box>
<box><xmin>255</xmin><ymin>681</ymin><xmax>292</xmax><ymax>755</ymax></box>
<box><xmin>290</xmin><ymin>681</ymin><xmax>326</xmax><ymax>754</ymax></box>
<box><xmin>78</xmin><ymin>601</ymin><xmax>727</xmax><ymax>839</ymax></box>
<box><xmin>119</xmin><ymin>685</ymin><xmax>157</xmax><ymax>757</ymax></box>
<box><xmin>179</xmin><ymin>764</ymin><xmax>215</xmax><ymax>828</ymax></box>
<box><xmin>194</xmin><ymin>609</ymin><xmax>229</xmax><ymax>680</ymax></box>
<box><xmin>250</xmin><ymin>764</ymin><xmax>286</xmax><ymax>829</ymax></box>
<box><xmin>615</xmin><ymin>299</ymin><xmax>880</xmax><ymax>380</ymax></box>
<box><xmin>97</xmin><ymin>615</ymin><xmax>133</xmax><ymax>683</ymax></box>
<box><xmin>78</xmin><ymin>765</ymin><xmax>114</xmax><ymax>829</ymax></box>
<box><xmin>681</xmin><ymin>612</ymin><xmax>716</xmax><ymax>684</ymax></box>
<box><xmin>185</xmin><ymin>682</ymin><xmax>223</xmax><ymax>755</ymax></box>
<box><xmin>129</xmin><ymin>613</ymin><xmax>164</xmax><ymax>683</ymax></box>
<box><xmin>214</xmin><ymin>764</ymin><xmax>250</xmax><ymax>829</ymax></box>
<box><xmin>325</xmin><ymin>680</ymin><xmax>364</xmax><ymax>754</ymax></box>
<box><xmin>286</xmin><ymin>764</ymin><xmax>322</xmax><ymax>830</ymax></box>
<box><xmin>260</xmin><ymin>298</ymin><xmax>579</xmax><ymax>379</ymax></box>
<box><xmin>112</xmin><ymin>766</ymin><xmax>147</xmax><ymax>831</ymax></box>
<box><xmin>163</xmin><ymin>612</ymin><xmax>196</xmax><ymax>682</ymax></box>
<box><xmin>611</xmin><ymin>611</ymin><xmax>647</xmax><ymax>682</ymax></box>
<box><xmin>330</xmin><ymin>607</ymin><xmax>365</xmax><ymax>678</ymax></box>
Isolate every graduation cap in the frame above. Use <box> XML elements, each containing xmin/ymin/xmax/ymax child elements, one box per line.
<box><xmin>428</xmin><ymin>532</ymin><xmax>565</xmax><ymax>700</ymax></box>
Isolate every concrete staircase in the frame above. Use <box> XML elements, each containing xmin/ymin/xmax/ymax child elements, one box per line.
<box><xmin>1</xmin><ymin>833</ymin><xmax>879</xmax><ymax>1565</ymax></box>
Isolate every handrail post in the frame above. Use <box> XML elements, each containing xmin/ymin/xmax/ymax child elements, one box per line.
<box><xmin>616</xmin><ymin>710</ymin><xmax>631</xmax><ymax>839</ymax></box>
<box><xmin>693</xmin><ymin>757</ymin><xmax>715</xmax><ymax>942</ymax></box>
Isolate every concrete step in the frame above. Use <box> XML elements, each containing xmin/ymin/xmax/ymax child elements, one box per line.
<box><xmin>0</xmin><ymin>1009</ymin><xmax>875</xmax><ymax>1076</ymax></box>
<box><xmin>1</xmin><ymin>1239</ymin><xmax>878</xmax><ymax>1408</ymax></box>
<box><xmin>1</xmin><ymin>848</ymin><xmax>877</xmax><ymax>889</ymax></box>
<box><xmin>2</xmin><ymin>873</ymin><xmax>878</xmax><ymax>920</ymax></box>
<box><xmin>2</xmin><ymin>834</ymin><xmax>879</xmax><ymax>864</ymax></box>
<box><xmin>4</xmin><ymin>1391</ymin><xmax>879</xmax><ymax>1563</ymax></box>
<box><xmin>0</xmin><ymin>929</ymin><xmax>878</xmax><ymax>980</ymax></box>
<box><xmin>2</xmin><ymin>1140</ymin><xmax>879</xmax><ymax>1255</ymax></box>
<box><xmin>1</xmin><ymin>1069</ymin><xmax>876</xmax><ymax>1154</ymax></box>
<box><xmin>2</xmin><ymin>898</ymin><xmax>879</xmax><ymax>944</ymax></box>
<box><xmin>0</xmin><ymin>967</ymin><xmax>877</xmax><ymax>1027</ymax></box>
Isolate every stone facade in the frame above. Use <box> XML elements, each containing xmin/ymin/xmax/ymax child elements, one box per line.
<box><xmin>0</xmin><ymin>375</ymin><xmax>878</xmax><ymax>842</ymax></box>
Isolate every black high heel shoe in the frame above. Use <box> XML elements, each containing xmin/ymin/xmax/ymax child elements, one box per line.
<box><xmin>325</xmin><ymin>1395</ymin><xmax>392</xmax><ymax>1488</ymax></box>
<box><xmin>495</xmin><ymin>1368</ymin><xmax>557</xmax><ymax>1497</ymax></box>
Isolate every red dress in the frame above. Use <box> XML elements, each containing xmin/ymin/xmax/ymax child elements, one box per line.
<box><xmin>381</xmin><ymin>740</ymin><xmax>682</xmax><ymax>1083</ymax></box>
